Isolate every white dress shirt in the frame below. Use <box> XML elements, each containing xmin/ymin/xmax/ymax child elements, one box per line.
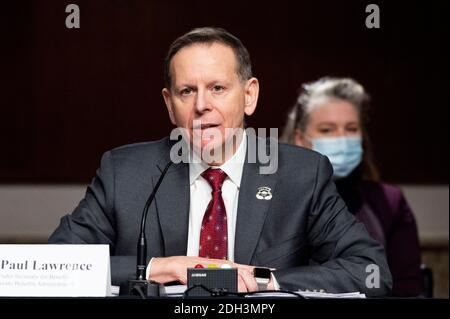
<box><xmin>186</xmin><ymin>131</ymin><xmax>247</xmax><ymax>261</ymax></box>
<box><xmin>147</xmin><ymin>131</ymin><xmax>279</xmax><ymax>289</ymax></box>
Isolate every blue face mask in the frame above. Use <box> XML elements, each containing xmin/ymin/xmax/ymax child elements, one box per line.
<box><xmin>311</xmin><ymin>136</ymin><xmax>363</xmax><ymax>178</ymax></box>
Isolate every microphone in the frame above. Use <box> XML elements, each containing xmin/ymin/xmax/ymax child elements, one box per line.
<box><xmin>128</xmin><ymin>160</ymin><xmax>173</xmax><ymax>298</ymax></box>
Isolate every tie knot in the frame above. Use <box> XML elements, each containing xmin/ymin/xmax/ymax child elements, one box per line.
<box><xmin>201</xmin><ymin>168</ymin><xmax>227</xmax><ymax>192</ymax></box>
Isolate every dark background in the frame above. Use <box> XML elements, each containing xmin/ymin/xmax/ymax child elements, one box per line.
<box><xmin>1</xmin><ymin>0</ymin><xmax>448</xmax><ymax>184</ymax></box>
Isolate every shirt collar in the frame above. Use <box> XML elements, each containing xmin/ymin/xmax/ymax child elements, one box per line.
<box><xmin>189</xmin><ymin>130</ymin><xmax>247</xmax><ymax>188</ymax></box>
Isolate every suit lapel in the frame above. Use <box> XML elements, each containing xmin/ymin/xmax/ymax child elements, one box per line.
<box><xmin>234</xmin><ymin>161</ymin><xmax>278</xmax><ymax>265</ymax></box>
<box><xmin>153</xmin><ymin>153</ymin><xmax>190</xmax><ymax>257</ymax></box>
<box><xmin>152</xmin><ymin>135</ymin><xmax>278</xmax><ymax>263</ymax></box>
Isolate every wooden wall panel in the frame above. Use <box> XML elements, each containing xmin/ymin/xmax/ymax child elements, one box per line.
<box><xmin>1</xmin><ymin>0</ymin><xmax>448</xmax><ymax>184</ymax></box>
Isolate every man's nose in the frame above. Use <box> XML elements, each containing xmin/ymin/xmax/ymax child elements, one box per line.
<box><xmin>195</xmin><ymin>89</ymin><xmax>212</xmax><ymax>113</ymax></box>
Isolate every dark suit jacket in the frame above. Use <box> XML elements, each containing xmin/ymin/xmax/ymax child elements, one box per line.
<box><xmin>48</xmin><ymin>136</ymin><xmax>392</xmax><ymax>297</ymax></box>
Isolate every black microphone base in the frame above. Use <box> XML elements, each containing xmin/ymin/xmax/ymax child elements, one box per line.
<box><xmin>128</xmin><ymin>279</ymin><xmax>160</xmax><ymax>298</ymax></box>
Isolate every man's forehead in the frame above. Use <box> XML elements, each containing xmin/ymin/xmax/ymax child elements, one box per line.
<box><xmin>169</xmin><ymin>42</ymin><xmax>239</xmax><ymax>83</ymax></box>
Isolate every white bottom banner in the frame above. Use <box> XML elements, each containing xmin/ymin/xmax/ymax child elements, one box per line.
<box><xmin>0</xmin><ymin>244</ymin><xmax>111</xmax><ymax>297</ymax></box>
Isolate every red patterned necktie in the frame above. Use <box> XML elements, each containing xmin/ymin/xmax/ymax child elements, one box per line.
<box><xmin>199</xmin><ymin>168</ymin><xmax>228</xmax><ymax>260</ymax></box>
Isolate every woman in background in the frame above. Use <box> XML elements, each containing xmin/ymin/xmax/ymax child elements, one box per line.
<box><xmin>281</xmin><ymin>77</ymin><xmax>424</xmax><ymax>297</ymax></box>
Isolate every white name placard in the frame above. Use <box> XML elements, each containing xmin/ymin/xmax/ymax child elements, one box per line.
<box><xmin>0</xmin><ymin>245</ymin><xmax>111</xmax><ymax>297</ymax></box>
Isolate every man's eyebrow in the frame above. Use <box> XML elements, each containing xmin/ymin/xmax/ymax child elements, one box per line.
<box><xmin>208</xmin><ymin>79</ymin><xmax>233</xmax><ymax>85</ymax></box>
<box><xmin>316</xmin><ymin>122</ymin><xmax>337</xmax><ymax>126</ymax></box>
<box><xmin>175</xmin><ymin>83</ymin><xmax>196</xmax><ymax>89</ymax></box>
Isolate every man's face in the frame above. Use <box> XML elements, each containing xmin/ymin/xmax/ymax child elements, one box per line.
<box><xmin>162</xmin><ymin>42</ymin><xmax>259</xmax><ymax>164</ymax></box>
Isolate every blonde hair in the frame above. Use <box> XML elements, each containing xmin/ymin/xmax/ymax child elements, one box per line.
<box><xmin>281</xmin><ymin>77</ymin><xmax>379</xmax><ymax>181</ymax></box>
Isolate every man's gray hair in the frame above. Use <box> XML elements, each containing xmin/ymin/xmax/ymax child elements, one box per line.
<box><xmin>164</xmin><ymin>27</ymin><xmax>253</xmax><ymax>89</ymax></box>
<box><xmin>281</xmin><ymin>77</ymin><xmax>370</xmax><ymax>144</ymax></box>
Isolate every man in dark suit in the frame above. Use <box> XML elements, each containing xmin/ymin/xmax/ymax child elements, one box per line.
<box><xmin>49</xmin><ymin>27</ymin><xmax>392</xmax><ymax>296</ymax></box>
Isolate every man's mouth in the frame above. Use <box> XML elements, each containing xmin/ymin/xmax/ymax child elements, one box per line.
<box><xmin>193</xmin><ymin>123</ymin><xmax>220</xmax><ymax>130</ymax></box>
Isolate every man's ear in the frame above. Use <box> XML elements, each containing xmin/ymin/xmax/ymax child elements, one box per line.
<box><xmin>243</xmin><ymin>77</ymin><xmax>259</xmax><ymax>116</ymax></box>
<box><xmin>162</xmin><ymin>88</ymin><xmax>176</xmax><ymax>125</ymax></box>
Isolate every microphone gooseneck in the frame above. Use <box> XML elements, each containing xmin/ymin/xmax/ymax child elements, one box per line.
<box><xmin>136</xmin><ymin>161</ymin><xmax>173</xmax><ymax>280</ymax></box>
